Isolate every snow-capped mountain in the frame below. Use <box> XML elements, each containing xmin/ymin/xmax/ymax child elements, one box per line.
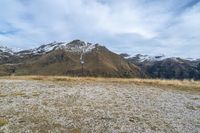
<box><xmin>0</xmin><ymin>46</ymin><xmax>14</xmax><ymax>54</ymax></box>
<box><xmin>61</xmin><ymin>40</ymin><xmax>96</xmax><ymax>53</ymax></box>
<box><xmin>127</xmin><ymin>54</ymin><xmax>200</xmax><ymax>80</ymax></box>
<box><xmin>17</xmin><ymin>40</ymin><xmax>97</xmax><ymax>56</ymax></box>
<box><xmin>134</xmin><ymin>54</ymin><xmax>167</xmax><ymax>62</ymax></box>
<box><xmin>0</xmin><ymin>40</ymin><xmax>144</xmax><ymax>77</ymax></box>
<box><xmin>125</xmin><ymin>54</ymin><xmax>199</xmax><ymax>63</ymax></box>
<box><xmin>0</xmin><ymin>40</ymin><xmax>200</xmax><ymax>79</ymax></box>
<box><xmin>0</xmin><ymin>46</ymin><xmax>14</xmax><ymax>60</ymax></box>
<box><xmin>122</xmin><ymin>54</ymin><xmax>168</xmax><ymax>64</ymax></box>
<box><xmin>16</xmin><ymin>42</ymin><xmax>64</xmax><ymax>56</ymax></box>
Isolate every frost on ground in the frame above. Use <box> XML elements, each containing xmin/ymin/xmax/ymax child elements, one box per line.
<box><xmin>0</xmin><ymin>79</ymin><xmax>200</xmax><ymax>133</ymax></box>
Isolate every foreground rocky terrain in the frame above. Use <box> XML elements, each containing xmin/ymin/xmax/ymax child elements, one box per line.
<box><xmin>0</xmin><ymin>78</ymin><xmax>200</xmax><ymax>133</ymax></box>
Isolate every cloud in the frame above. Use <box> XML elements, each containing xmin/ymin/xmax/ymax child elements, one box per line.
<box><xmin>0</xmin><ymin>0</ymin><xmax>200</xmax><ymax>58</ymax></box>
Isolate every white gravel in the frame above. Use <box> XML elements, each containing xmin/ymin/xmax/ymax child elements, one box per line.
<box><xmin>0</xmin><ymin>79</ymin><xmax>200</xmax><ymax>133</ymax></box>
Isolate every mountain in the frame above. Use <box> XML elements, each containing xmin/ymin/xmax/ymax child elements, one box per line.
<box><xmin>127</xmin><ymin>54</ymin><xmax>200</xmax><ymax>79</ymax></box>
<box><xmin>124</xmin><ymin>54</ymin><xmax>167</xmax><ymax>64</ymax></box>
<box><xmin>1</xmin><ymin>41</ymin><xmax>199</xmax><ymax>79</ymax></box>
<box><xmin>0</xmin><ymin>46</ymin><xmax>17</xmax><ymax>64</ymax></box>
<box><xmin>0</xmin><ymin>40</ymin><xmax>145</xmax><ymax>77</ymax></box>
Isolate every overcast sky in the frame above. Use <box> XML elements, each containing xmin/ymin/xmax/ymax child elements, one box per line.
<box><xmin>0</xmin><ymin>0</ymin><xmax>200</xmax><ymax>58</ymax></box>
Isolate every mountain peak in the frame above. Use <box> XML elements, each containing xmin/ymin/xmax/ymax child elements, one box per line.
<box><xmin>59</xmin><ymin>40</ymin><xmax>97</xmax><ymax>53</ymax></box>
<box><xmin>0</xmin><ymin>46</ymin><xmax>14</xmax><ymax>54</ymax></box>
<box><xmin>69</xmin><ymin>39</ymin><xmax>84</xmax><ymax>44</ymax></box>
<box><xmin>120</xmin><ymin>53</ymin><xmax>130</xmax><ymax>58</ymax></box>
<box><xmin>16</xmin><ymin>40</ymin><xmax>98</xmax><ymax>56</ymax></box>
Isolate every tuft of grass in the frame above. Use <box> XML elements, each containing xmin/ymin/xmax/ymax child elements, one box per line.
<box><xmin>72</xmin><ymin>128</ymin><xmax>81</xmax><ymax>133</ymax></box>
<box><xmin>10</xmin><ymin>92</ymin><xmax>30</xmax><ymax>98</ymax></box>
<box><xmin>30</xmin><ymin>76</ymin><xmax>45</xmax><ymax>80</ymax></box>
<box><xmin>42</xmin><ymin>101</ymin><xmax>48</xmax><ymax>106</ymax></box>
<box><xmin>0</xmin><ymin>93</ymin><xmax>8</xmax><ymax>97</ymax></box>
<box><xmin>32</xmin><ymin>92</ymin><xmax>40</xmax><ymax>97</ymax></box>
<box><xmin>0</xmin><ymin>118</ymin><xmax>8</xmax><ymax>127</ymax></box>
<box><xmin>30</xmin><ymin>105</ymin><xmax>39</xmax><ymax>112</ymax></box>
<box><xmin>11</xmin><ymin>92</ymin><xmax>26</xmax><ymax>97</ymax></box>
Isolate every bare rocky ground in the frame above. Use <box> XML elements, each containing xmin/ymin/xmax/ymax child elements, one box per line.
<box><xmin>0</xmin><ymin>79</ymin><xmax>200</xmax><ymax>133</ymax></box>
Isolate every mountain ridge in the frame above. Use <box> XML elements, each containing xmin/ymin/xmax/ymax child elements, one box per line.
<box><xmin>127</xmin><ymin>54</ymin><xmax>200</xmax><ymax>79</ymax></box>
<box><xmin>0</xmin><ymin>40</ymin><xmax>199</xmax><ymax>79</ymax></box>
<box><xmin>0</xmin><ymin>40</ymin><xmax>145</xmax><ymax>78</ymax></box>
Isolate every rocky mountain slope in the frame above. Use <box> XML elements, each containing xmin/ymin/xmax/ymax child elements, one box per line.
<box><xmin>0</xmin><ymin>40</ymin><xmax>145</xmax><ymax>77</ymax></box>
<box><xmin>0</xmin><ymin>46</ymin><xmax>15</xmax><ymax>64</ymax></box>
<box><xmin>126</xmin><ymin>54</ymin><xmax>200</xmax><ymax>79</ymax></box>
<box><xmin>1</xmin><ymin>41</ymin><xmax>199</xmax><ymax>79</ymax></box>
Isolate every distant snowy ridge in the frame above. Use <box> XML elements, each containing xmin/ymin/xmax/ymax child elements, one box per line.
<box><xmin>132</xmin><ymin>54</ymin><xmax>167</xmax><ymax>62</ymax></box>
<box><xmin>0</xmin><ymin>46</ymin><xmax>14</xmax><ymax>59</ymax></box>
<box><xmin>126</xmin><ymin>54</ymin><xmax>200</xmax><ymax>63</ymax></box>
<box><xmin>0</xmin><ymin>46</ymin><xmax>14</xmax><ymax>54</ymax></box>
<box><xmin>16</xmin><ymin>40</ymin><xmax>97</xmax><ymax>56</ymax></box>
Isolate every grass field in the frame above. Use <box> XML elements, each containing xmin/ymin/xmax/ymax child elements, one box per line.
<box><xmin>0</xmin><ymin>76</ymin><xmax>200</xmax><ymax>132</ymax></box>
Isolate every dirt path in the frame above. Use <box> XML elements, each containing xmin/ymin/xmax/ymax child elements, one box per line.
<box><xmin>0</xmin><ymin>79</ymin><xmax>200</xmax><ymax>133</ymax></box>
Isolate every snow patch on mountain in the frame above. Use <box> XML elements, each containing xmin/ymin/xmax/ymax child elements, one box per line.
<box><xmin>0</xmin><ymin>46</ymin><xmax>14</xmax><ymax>54</ymax></box>
<box><xmin>0</xmin><ymin>46</ymin><xmax>14</xmax><ymax>59</ymax></box>
<box><xmin>134</xmin><ymin>54</ymin><xmax>167</xmax><ymax>62</ymax></box>
<box><xmin>128</xmin><ymin>54</ymin><xmax>200</xmax><ymax>63</ymax></box>
<box><xmin>58</xmin><ymin>40</ymin><xmax>96</xmax><ymax>53</ymax></box>
<box><xmin>16</xmin><ymin>40</ymin><xmax>97</xmax><ymax>56</ymax></box>
<box><xmin>186</xmin><ymin>58</ymin><xmax>197</xmax><ymax>61</ymax></box>
<box><xmin>33</xmin><ymin>42</ymin><xmax>63</xmax><ymax>54</ymax></box>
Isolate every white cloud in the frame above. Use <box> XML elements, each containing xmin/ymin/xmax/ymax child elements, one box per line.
<box><xmin>0</xmin><ymin>0</ymin><xmax>200</xmax><ymax>58</ymax></box>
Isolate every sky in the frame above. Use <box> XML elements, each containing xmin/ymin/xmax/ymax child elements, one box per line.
<box><xmin>0</xmin><ymin>0</ymin><xmax>200</xmax><ymax>58</ymax></box>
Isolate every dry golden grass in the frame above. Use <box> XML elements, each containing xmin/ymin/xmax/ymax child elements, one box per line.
<box><xmin>0</xmin><ymin>92</ymin><xmax>28</xmax><ymax>98</ymax></box>
<box><xmin>0</xmin><ymin>118</ymin><xmax>8</xmax><ymax>127</ymax></box>
<box><xmin>10</xmin><ymin>92</ymin><xmax>26</xmax><ymax>97</ymax></box>
<box><xmin>1</xmin><ymin>76</ymin><xmax>200</xmax><ymax>92</ymax></box>
<box><xmin>0</xmin><ymin>93</ymin><xmax>8</xmax><ymax>97</ymax></box>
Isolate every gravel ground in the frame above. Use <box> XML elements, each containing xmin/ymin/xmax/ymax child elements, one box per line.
<box><xmin>0</xmin><ymin>79</ymin><xmax>200</xmax><ymax>133</ymax></box>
